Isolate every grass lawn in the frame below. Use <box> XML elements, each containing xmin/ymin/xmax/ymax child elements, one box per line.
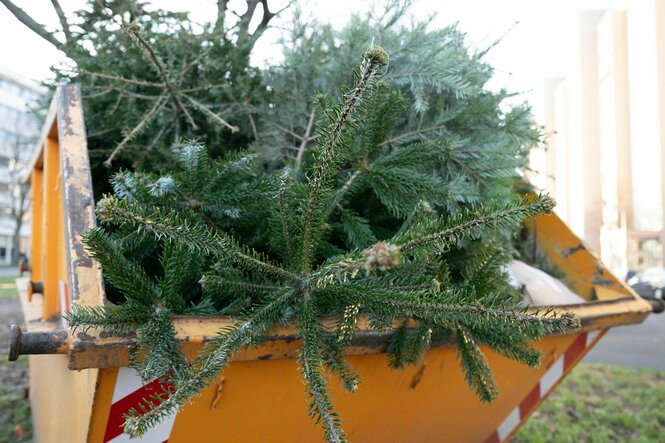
<box><xmin>513</xmin><ymin>363</ymin><xmax>665</xmax><ymax>442</ymax></box>
<box><xmin>0</xmin><ymin>356</ymin><xmax>31</xmax><ymax>442</ymax></box>
<box><xmin>0</xmin><ymin>275</ymin><xmax>19</xmax><ymax>299</ymax></box>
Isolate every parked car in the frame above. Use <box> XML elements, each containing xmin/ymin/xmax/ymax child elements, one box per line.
<box><xmin>627</xmin><ymin>267</ymin><xmax>665</xmax><ymax>299</ymax></box>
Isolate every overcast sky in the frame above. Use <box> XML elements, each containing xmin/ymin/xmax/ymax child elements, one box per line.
<box><xmin>0</xmin><ymin>0</ymin><xmax>615</xmax><ymax>121</ymax></box>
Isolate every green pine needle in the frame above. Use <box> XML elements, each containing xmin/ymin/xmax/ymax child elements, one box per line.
<box><xmin>73</xmin><ymin>46</ymin><xmax>580</xmax><ymax>442</ymax></box>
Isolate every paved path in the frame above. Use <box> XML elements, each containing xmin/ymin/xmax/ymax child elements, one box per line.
<box><xmin>0</xmin><ymin>268</ymin><xmax>19</xmax><ymax>277</ymax></box>
<box><xmin>584</xmin><ymin>312</ymin><xmax>665</xmax><ymax>370</ymax></box>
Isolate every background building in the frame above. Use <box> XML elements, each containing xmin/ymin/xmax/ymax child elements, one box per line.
<box><xmin>529</xmin><ymin>1</ymin><xmax>665</xmax><ymax>276</ymax></box>
<box><xmin>0</xmin><ymin>65</ymin><xmax>44</xmax><ymax>264</ymax></box>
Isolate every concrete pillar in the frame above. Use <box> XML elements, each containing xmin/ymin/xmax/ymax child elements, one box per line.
<box><xmin>654</xmin><ymin>0</ymin><xmax>665</xmax><ymax>266</ymax></box>
<box><xmin>579</xmin><ymin>10</ymin><xmax>605</xmax><ymax>254</ymax></box>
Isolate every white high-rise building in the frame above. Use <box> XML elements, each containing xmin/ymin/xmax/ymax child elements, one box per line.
<box><xmin>0</xmin><ymin>66</ymin><xmax>45</xmax><ymax>264</ymax></box>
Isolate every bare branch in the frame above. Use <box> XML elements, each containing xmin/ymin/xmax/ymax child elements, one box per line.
<box><xmin>1</xmin><ymin>0</ymin><xmax>67</xmax><ymax>52</ymax></box>
<box><xmin>178</xmin><ymin>44</ymin><xmax>214</xmax><ymax>78</ymax></box>
<box><xmin>237</xmin><ymin>0</ymin><xmax>260</xmax><ymax>40</ymax></box>
<box><xmin>295</xmin><ymin>110</ymin><xmax>316</xmax><ymax>170</ymax></box>
<box><xmin>379</xmin><ymin>124</ymin><xmax>449</xmax><ymax>146</ymax></box>
<box><xmin>105</xmin><ymin>94</ymin><xmax>169</xmax><ymax>167</ymax></box>
<box><xmin>248</xmin><ymin>112</ymin><xmax>258</xmax><ymax>140</ymax></box>
<box><xmin>176</xmin><ymin>96</ymin><xmax>199</xmax><ymax>130</ymax></box>
<box><xmin>214</xmin><ymin>0</ymin><xmax>229</xmax><ymax>35</ymax></box>
<box><xmin>256</xmin><ymin>1</ymin><xmax>288</xmax><ymax>34</ymax></box>
<box><xmin>269</xmin><ymin>121</ymin><xmax>305</xmax><ymax>141</ymax></box>
<box><xmin>183</xmin><ymin>95</ymin><xmax>240</xmax><ymax>133</ymax></box>
<box><xmin>70</xmin><ymin>69</ymin><xmax>164</xmax><ymax>87</ymax></box>
<box><xmin>124</xmin><ymin>23</ymin><xmax>198</xmax><ymax>131</ymax></box>
<box><xmin>50</xmin><ymin>0</ymin><xmax>72</xmax><ymax>44</ymax></box>
<box><xmin>132</xmin><ymin>121</ymin><xmax>173</xmax><ymax>168</ymax></box>
<box><xmin>246</xmin><ymin>1</ymin><xmax>290</xmax><ymax>48</ymax></box>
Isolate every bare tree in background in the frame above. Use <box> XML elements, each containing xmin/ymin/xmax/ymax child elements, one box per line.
<box><xmin>0</xmin><ymin>0</ymin><xmax>287</xmax><ymax>60</ymax></box>
<box><xmin>8</xmin><ymin>137</ymin><xmax>31</xmax><ymax>265</ymax></box>
<box><xmin>0</xmin><ymin>0</ymin><xmax>289</xmax><ymax>171</ymax></box>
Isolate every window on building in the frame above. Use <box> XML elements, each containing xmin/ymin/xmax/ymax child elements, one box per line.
<box><xmin>637</xmin><ymin>238</ymin><xmax>663</xmax><ymax>269</ymax></box>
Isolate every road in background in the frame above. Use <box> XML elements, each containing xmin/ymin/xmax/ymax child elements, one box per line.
<box><xmin>584</xmin><ymin>313</ymin><xmax>665</xmax><ymax>370</ymax></box>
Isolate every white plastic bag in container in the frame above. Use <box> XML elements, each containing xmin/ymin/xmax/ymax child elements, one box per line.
<box><xmin>506</xmin><ymin>260</ymin><xmax>585</xmax><ymax>307</ymax></box>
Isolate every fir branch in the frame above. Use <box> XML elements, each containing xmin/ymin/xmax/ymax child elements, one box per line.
<box><xmin>327</xmin><ymin>284</ymin><xmax>579</xmax><ymax>335</ymax></box>
<box><xmin>97</xmin><ymin>196</ymin><xmax>296</xmax><ymax>281</ymax></box>
<box><xmin>372</xmin><ymin>293</ymin><xmax>580</xmax><ymax>335</ymax></box>
<box><xmin>456</xmin><ymin>327</ymin><xmax>498</xmax><ymax>402</ymax></box>
<box><xmin>300</xmin><ymin>47</ymin><xmax>389</xmax><ymax>271</ymax></box>
<box><xmin>205</xmin><ymin>276</ymin><xmax>283</xmax><ymax>294</ymax></box>
<box><xmin>470</xmin><ymin>322</ymin><xmax>542</xmax><ymax>368</ymax></box>
<box><xmin>68</xmin><ymin>302</ymin><xmax>152</xmax><ymax>335</ymax></box>
<box><xmin>399</xmin><ymin>195</ymin><xmax>555</xmax><ymax>253</ymax></box>
<box><xmin>132</xmin><ymin>309</ymin><xmax>189</xmax><ymax>382</ymax></box>
<box><xmin>297</xmin><ymin>294</ymin><xmax>346</xmax><ymax>443</ymax></box>
<box><xmin>320</xmin><ymin>334</ymin><xmax>361</xmax><ymax>393</ymax></box>
<box><xmin>159</xmin><ymin>243</ymin><xmax>195</xmax><ymax>311</ymax></box>
<box><xmin>379</xmin><ymin>123</ymin><xmax>449</xmax><ymax>146</ymax></box>
<box><xmin>82</xmin><ymin>227</ymin><xmax>160</xmax><ymax>304</ymax></box>
<box><xmin>337</xmin><ymin>207</ymin><xmax>376</xmax><ymax>250</ymax></box>
<box><xmin>123</xmin><ymin>290</ymin><xmax>293</xmax><ymax>437</ymax></box>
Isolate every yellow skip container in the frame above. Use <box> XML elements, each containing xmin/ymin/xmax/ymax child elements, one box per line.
<box><xmin>8</xmin><ymin>85</ymin><xmax>659</xmax><ymax>443</ymax></box>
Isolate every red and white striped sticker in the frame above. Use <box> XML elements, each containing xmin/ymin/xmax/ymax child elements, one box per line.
<box><xmin>484</xmin><ymin>330</ymin><xmax>602</xmax><ymax>443</ymax></box>
<box><xmin>103</xmin><ymin>367</ymin><xmax>177</xmax><ymax>443</ymax></box>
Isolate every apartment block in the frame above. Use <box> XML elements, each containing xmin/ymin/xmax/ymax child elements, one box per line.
<box><xmin>0</xmin><ymin>66</ymin><xmax>44</xmax><ymax>264</ymax></box>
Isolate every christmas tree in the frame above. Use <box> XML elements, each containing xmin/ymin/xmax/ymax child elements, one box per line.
<box><xmin>68</xmin><ymin>47</ymin><xmax>579</xmax><ymax>442</ymax></box>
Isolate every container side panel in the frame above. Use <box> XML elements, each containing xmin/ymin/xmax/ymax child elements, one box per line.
<box><xmin>30</xmin><ymin>167</ymin><xmax>43</xmax><ymax>281</ymax></box>
<box><xmin>28</xmin><ymin>355</ymin><xmax>98</xmax><ymax>443</ymax></box>
<box><xmin>87</xmin><ymin>368</ymin><xmax>119</xmax><ymax>443</ymax></box>
<box><xmin>529</xmin><ymin>214</ymin><xmax>628</xmax><ymax>300</ymax></box>
<box><xmin>42</xmin><ymin>137</ymin><xmax>63</xmax><ymax>320</ymax></box>
<box><xmin>162</xmin><ymin>335</ymin><xmax>576</xmax><ymax>443</ymax></box>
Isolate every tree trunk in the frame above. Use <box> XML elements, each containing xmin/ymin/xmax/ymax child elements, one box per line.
<box><xmin>10</xmin><ymin>216</ymin><xmax>22</xmax><ymax>265</ymax></box>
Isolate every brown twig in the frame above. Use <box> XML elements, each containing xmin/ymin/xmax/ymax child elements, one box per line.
<box><xmin>295</xmin><ymin>110</ymin><xmax>316</xmax><ymax>170</ymax></box>
<box><xmin>105</xmin><ymin>94</ymin><xmax>169</xmax><ymax>167</ymax></box>
<box><xmin>183</xmin><ymin>95</ymin><xmax>239</xmax><ymax>133</ymax></box>
<box><xmin>380</xmin><ymin>124</ymin><xmax>448</xmax><ymax>146</ymax></box>
<box><xmin>73</xmin><ymin>69</ymin><xmax>164</xmax><ymax>87</ymax></box>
